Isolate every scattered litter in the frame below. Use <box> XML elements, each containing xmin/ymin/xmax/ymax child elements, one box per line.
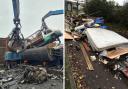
<box><xmin>51</xmin><ymin>76</ymin><xmax>58</xmax><ymax>80</ymax></box>
<box><xmin>65</xmin><ymin>14</ymin><xmax>128</xmax><ymax>89</ymax></box>
<box><xmin>113</xmin><ymin>64</ymin><xmax>120</xmax><ymax>70</ymax></box>
<box><xmin>31</xmin><ymin>87</ymin><xmax>36</xmax><ymax>89</ymax></box>
<box><xmin>112</xmin><ymin>87</ymin><xmax>116</xmax><ymax>89</ymax></box>
<box><xmin>79</xmin><ymin>75</ymin><xmax>84</xmax><ymax>80</ymax></box>
<box><xmin>99</xmin><ymin>59</ymin><xmax>108</xmax><ymax>64</ymax></box>
<box><xmin>0</xmin><ymin>64</ymin><xmax>62</xmax><ymax>89</ymax></box>
<box><xmin>90</xmin><ymin>56</ymin><xmax>96</xmax><ymax>61</ymax></box>
<box><xmin>99</xmin><ymin>50</ymin><xmax>107</xmax><ymax>57</ymax></box>
<box><xmin>0</xmin><ymin>70</ymin><xmax>5</xmax><ymax>74</ymax></box>
<box><xmin>96</xmin><ymin>75</ymin><xmax>98</xmax><ymax>78</ymax></box>
<box><xmin>51</xmin><ymin>83</ymin><xmax>57</xmax><ymax>86</ymax></box>
<box><xmin>114</xmin><ymin>75</ymin><xmax>119</xmax><ymax>79</ymax></box>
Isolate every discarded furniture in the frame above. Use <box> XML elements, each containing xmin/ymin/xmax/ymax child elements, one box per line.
<box><xmin>86</xmin><ymin>28</ymin><xmax>128</xmax><ymax>51</ymax></box>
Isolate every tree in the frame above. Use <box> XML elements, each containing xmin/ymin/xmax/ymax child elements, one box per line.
<box><xmin>120</xmin><ymin>3</ymin><xmax>128</xmax><ymax>27</ymax></box>
<box><xmin>83</xmin><ymin>0</ymin><xmax>115</xmax><ymax>22</ymax></box>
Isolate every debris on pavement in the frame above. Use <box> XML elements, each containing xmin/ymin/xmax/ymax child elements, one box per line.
<box><xmin>90</xmin><ymin>56</ymin><xmax>96</xmax><ymax>61</ymax></box>
<box><xmin>65</xmin><ymin>14</ymin><xmax>128</xmax><ymax>89</ymax></box>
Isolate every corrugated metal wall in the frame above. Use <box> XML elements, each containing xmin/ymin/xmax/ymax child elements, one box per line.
<box><xmin>0</xmin><ymin>38</ymin><xmax>8</xmax><ymax>63</ymax></box>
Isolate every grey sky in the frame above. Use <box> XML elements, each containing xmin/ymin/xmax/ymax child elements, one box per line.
<box><xmin>108</xmin><ymin>0</ymin><xmax>127</xmax><ymax>5</ymax></box>
<box><xmin>0</xmin><ymin>0</ymin><xmax>126</xmax><ymax>38</ymax></box>
<box><xmin>77</xmin><ymin>0</ymin><xmax>127</xmax><ymax>5</ymax></box>
<box><xmin>0</xmin><ymin>0</ymin><xmax>64</xmax><ymax>38</ymax></box>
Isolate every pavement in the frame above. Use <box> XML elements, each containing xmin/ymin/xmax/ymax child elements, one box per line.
<box><xmin>65</xmin><ymin>40</ymin><xmax>128</xmax><ymax>89</ymax></box>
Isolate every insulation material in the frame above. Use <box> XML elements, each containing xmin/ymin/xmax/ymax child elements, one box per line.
<box><xmin>86</xmin><ymin>28</ymin><xmax>128</xmax><ymax>51</ymax></box>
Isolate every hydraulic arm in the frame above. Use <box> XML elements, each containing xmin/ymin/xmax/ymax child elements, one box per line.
<box><xmin>41</xmin><ymin>10</ymin><xmax>64</xmax><ymax>34</ymax></box>
<box><xmin>8</xmin><ymin>0</ymin><xmax>24</xmax><ymax>52</ymax></box>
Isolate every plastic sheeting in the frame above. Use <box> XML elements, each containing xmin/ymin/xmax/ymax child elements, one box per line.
<box><xmin>86</xmin><ymin>28</ymin><xmax>128</xmax><ymax>51</ymax></box>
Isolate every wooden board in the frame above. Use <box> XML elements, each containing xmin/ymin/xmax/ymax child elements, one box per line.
<box><xmin>64</xmin><ymin>32</ymin><xmax>73</xmax><ymax>40</ymax></box>
<box><xmin>107</xmin><ymin>47</ymin><xmax>128</xmax><ymax>59</ymax></box>
<box><xmin>82</xmin><ymin>41</ymin><xmax>91</xmax><ymax>52</ymax></box>
<box><xmin>79</xmin><ymin>43</ymin><xmax>94</xmax><ymax>70</ymax></box>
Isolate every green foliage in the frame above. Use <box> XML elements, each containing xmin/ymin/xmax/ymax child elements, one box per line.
<box><xmin>83</xmin><ymin>0</ymin><xmax>128</xmax><ymax>28</ymax></box>
<box><xmin>120</xmin><ymin>3</ymin><xmax>128</xmax><ymax>27</ymax></box>
<box><xmin>84</xmin><ymin>0</ymin><xmax>115</xmax><ymax>21</ymax></box>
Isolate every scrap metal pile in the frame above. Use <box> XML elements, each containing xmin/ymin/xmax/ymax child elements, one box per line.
<box><xmin>1</xmin><ymin>0</ymin><xmax>63</xmax><ymax>88</ymax></box>
<box><xmin>65</xmin><ymin>14</ymin><xmax>128</xmax><ymax>89</ymax></box>
<box><xmin>0</xmin><ymin>64</ymin><xmax>63</xmax><ymax>89</ymax></box>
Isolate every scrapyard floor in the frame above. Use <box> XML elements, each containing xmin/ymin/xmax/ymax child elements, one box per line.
<box><xmin>0</xmin><ymin>65</ymin><xmax>63</xmax><ymax>89</ymax></box>
<box><xmin>65</xmin><ymin>40</ymin><xmax>128</xmax><ymax>89</ymax></box>
<box><xmin>8</xmin><ymin>79</ymin><xmax>62</xmax><ymax>89</ymax></box>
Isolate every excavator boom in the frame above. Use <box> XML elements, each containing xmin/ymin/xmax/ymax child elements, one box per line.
<box><xmin>8</xmin><ymin>0</ymin><xmax>24</xmax><ymax>52</ymax></box>
<box><xmin>42</xmin><ymin>10</ymin><xmax>64</xmax><ymax>21</ymax></box>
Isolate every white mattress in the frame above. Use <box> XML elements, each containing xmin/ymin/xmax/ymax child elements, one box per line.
<box><xmin>86</xmin><ymin>28</ymin><xmax>128</xmax><ymax>51</ymax></box>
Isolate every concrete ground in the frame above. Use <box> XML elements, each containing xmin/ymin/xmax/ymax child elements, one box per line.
<box><xmin>0</xmin><ymin>65</ymin><xmax>63</xmax><ymax>89</ymax></box>
<box><xmin>8</xmin><ymin>79</ymin><xmax>62</xmax><ymax>89</ymax></box>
